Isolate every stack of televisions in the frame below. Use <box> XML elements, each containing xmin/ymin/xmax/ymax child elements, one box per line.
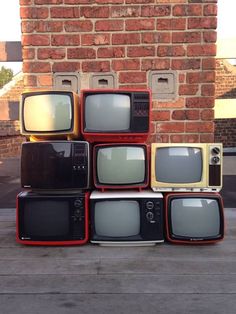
<box><xmin>16</xmin><ymin>89</ymin><xmax>224</xmax><ymax>246</ymax></box>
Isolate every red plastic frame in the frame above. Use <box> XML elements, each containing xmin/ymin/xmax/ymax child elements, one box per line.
<box><xmin>80</xmin><ymin>88</ymin><xmax>151</xmax><ymax>143</ymax></box>
<box><xmin>165</xmin><ymin>192</ymin><xmax>225</xmax><ymax>245</ymax></box>
<box><xmin>93</xmin><ymin>143</ymin><xmax>150</xmax><ymax>191</ymax></box>
<box><xmin>16</xmin><ymin>192</ymin><xmax>90</xmax><ymax>246</ymax></box>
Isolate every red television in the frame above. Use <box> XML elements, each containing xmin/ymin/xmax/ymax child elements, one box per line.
<box><xmin>165</xmin><ymin>193</ymin><xmax>224</xmax><ymax>244</ymax></box>
<box><xmin>16</xmin><ymin>191</ymin><xmax>89</xmax><ymax>246</ymax></box>
<box><xmin>80</xmin><ymin>89</ymin><xmax>151</xmax><ymax>143</ymax></box>
<box><xmin>93</xmin><ymin>143</ymin><xmax>149</xmax><ymax>190</ymax></box>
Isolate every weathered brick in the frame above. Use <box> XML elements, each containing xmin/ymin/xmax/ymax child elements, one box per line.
<box><xmin>82</xmin><ymin>61</ymin><xmax>110</xmax><ymax>72</ymax></box>
<box><xmin>52</xmin><ymin>62</ymin><xmax>80</xmax><ymax>72</ymax></box>
<box><xmin>37</xmin><ymin>48</ymin><xmax>66</xmax><ymax>59</ymax></box>
<box><xmin>127</xmin><ymin>46</ymin><xmax>155</xmax><ymax>57</ymax></box>
<box><xmin>97</xmin><ymin>47</ymin><xmax>125</xmax><ymax>58</ymax></box>
<box><xmin>80</xmin><ymin>6</ymin><xmax>109</xmax><ymax>18</ymax></box>
<box><xmin>112</xmin><ymin>33</ymin><xmax>140</xmax><ymax>45</ymax></box>
<box><xmin>64</xmin><ymin>21</ymin><xmax>93</xmax><ymax>32</ymax></box>
<box><xmin>81</xmin><ymin>34</ymin><xmax>110</xmax><ymax>46</ymax></box>
<box><xmin>51</xmin><ymin>35</ymin><xmax>80</xmax><ymax>46</ymax></box>
<box><xmin>95</xmin><ymin>20</ymin><xmax>124</xmax><ymax>31</ymax></box>
<box><xmin>126</xmin><ymin>19</ymin><xmax>155</xmax><ymax>31</ymax></box>
<box><xmin>157</xmin><ymin>18</ymin><xmax>186</xmax><ymax>30</ymax></box>
<box><xmin>68</xmin><ymin>48</ymin><xmax>96</xmax><ymax>59</ymax></box>
<box><xmin>142</xmin><ymin>32</ymin><xmax>171</xmax><ymax>44</ymax></box>
<box><xmin>112</xmin><ymin>59</ymin><xmax>140</xmax><ymax>71</ymax></box>
<box><xmin>157</xmin><ymin>45</ymin><xmax>186</xmax><ymax>57</ymax></box>
<box><xmin>187</xmin><ymin>44</ymin><xmax>216</xmax><ymax>56</ymax></box>
<box><xmin>172</xmin><ymin>31</ymin><xmax>201</xmax><ymax>43</ymax></box>
<box><xmin>141</xmin><ymin>59</ymin><xmax>170</xmax><ymax>70</ymax></box>
<box><xmin>141</xmin><ymin>5</ymin><xmax>171</xmax><ymax>17</ymax></box>
<box><xmin>50</xmin><ymin>7</ymin><xmax>80</xmax><ymax>18</ymax></box>
<box><xmin>119</xmin><ymin>72</ymin><xmax>147</xmax><ymax>84</ymax></box>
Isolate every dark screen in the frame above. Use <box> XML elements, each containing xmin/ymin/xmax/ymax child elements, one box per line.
<box><xmin>23</xmin><ymin>200</ymin><xmax>69</xmax><ymax>237</ymax></box>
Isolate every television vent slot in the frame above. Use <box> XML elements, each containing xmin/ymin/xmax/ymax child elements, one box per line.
<box><xmin>133</xmin><ymin>93</ymin><xmax>149</xmax><ymax>101</ymax></box>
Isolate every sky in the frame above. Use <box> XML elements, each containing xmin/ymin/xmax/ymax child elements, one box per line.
<box><xmin>0</xmin><ymin>0</ymin><xmax>235</xmax><ymax>74</ymax></box>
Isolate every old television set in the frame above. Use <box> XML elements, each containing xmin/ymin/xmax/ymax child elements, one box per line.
<box><xmin>93</xmin><ymin>143</ymin><xmax>149</xmax><ymax>190</ymax></box>
<box><xmin>81</xmin><ymin>89</ymin><xmax>151</xmax><ymax>143</ymax></box>
<box><xmin>165</xmin><ymin>193</ymin><xmax>224</xmax><ymax>244</ymax></box>
<box><xmin>90</xmin><ymin>190</ymin><xmax>164</xmax><ymax>246</ymax></box>
<box><xmin>16</xmin><ymin>191</ymin><xmax>89</xmax><ymax>246</ymax></box>
<box><xmin>151</xmin><ymin>143</ymin><xmax>223</xmax><ymax>192</ymax></box>
<box><xmin>20</xmin><ymin>90</ymin><xmax>80</xmax><ymax>140</ymax></box>
<box><xmin>21</xmin><ymin>141</ymin><xmax>90</xmax><ymax>190</ymax></box>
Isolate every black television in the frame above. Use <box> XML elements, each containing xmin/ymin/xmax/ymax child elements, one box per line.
<box><xmin>16</xmin><ymin>191</ymin><xmax>89</xmax><ymax>246</ymax></box>
<box><xmin>21</xmin><ymin>141</ymin><xmax>90</xmax><ymax>190</ymax></box>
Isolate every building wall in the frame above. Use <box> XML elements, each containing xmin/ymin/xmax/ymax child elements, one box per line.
<box><xmin>19</xmin><ymin>0</ymin><xmax>218</xmax><ymax>144</ymax></box>
<box><xmin>215</xmin><ymin>59</ymin><xmax>236</xmax><ymax>148</ymax></box>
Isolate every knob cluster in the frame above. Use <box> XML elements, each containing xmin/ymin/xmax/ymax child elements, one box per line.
<box><xmin>211</xmin><ymin>146</ymin><xmax>221</xmax><ymax>165</ymax></box>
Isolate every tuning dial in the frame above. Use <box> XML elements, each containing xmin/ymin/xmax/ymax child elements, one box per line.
<box><xmin>146</xmin><ymin>201</ymin><xmax>154</xmax><ymax>210</ymax></box>
<box><xmin>212</xmin><ymin>147</ymin><xmax>220</xmax><ymax>155</ymax></box>
<box><xmin>146</xmin><ymin>211</ymin><xmax>154</xmax><ymax>221</ymax></box>
<box><xmin>211</xmin><ymin>156</ymin><xmax>220</xmax><ymax>164</ymax></box>
<box><xmin>74</xmin><ymin>199</ymin><xmax>82</xmax><ymax>208</ymax></box>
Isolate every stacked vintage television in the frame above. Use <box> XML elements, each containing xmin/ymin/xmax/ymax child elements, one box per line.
<box><xmin>16</xmin><ymin>89</ymin><xmax>224</xmax><ymax>246</ymax></box>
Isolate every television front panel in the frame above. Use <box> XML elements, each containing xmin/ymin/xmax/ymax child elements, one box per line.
<box><xmin>16</xmin><ymin>191</ymin><xmax>89</xmax><ymax>246</ymax></box>
<box><xmin>20</xmin><ymin>90</ymin><xmax>80</xmax><ymax>140</ymax></box>
<box><xmin>165</xmin><ymin>193</ymin><xmax>224</xmax><ymax>244</ymax></box>
<box><xmin>81</xmin><ymin>89</ymin><xmax>151</xmax><ymax>143</ymax></box>
<box><xmin>151</xmin><ymin>143</ymin><xmax>222</xmax><ymax>192</ymax></box>
<box><xmin>90</xmin><ymin>190</ymin><xmax>164</xmax><ymax>246</ymax></box>
<box><xmin>21</xmin><ymin>141</ymin><xmax>90</xmax><ymax>190</ymax></box>
<box><xmin>93</xmin><ymin>143</ymin><xmax>149</xmax><ymax>190</ymax></box>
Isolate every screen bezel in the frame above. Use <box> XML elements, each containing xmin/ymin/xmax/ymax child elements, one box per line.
<box><xmin>165</xmin><ymin>193</ymin><xmax>224</xmax><ymax>244</ymax></box>
<box><xmin>20</xmin><ymin>90</ymin><xmax>77</xmax><ymax>136</ymax></box>
<box><xmin>151</xmin><ymin>143</ymin><xmax>208</xmax><ymax>191</ymax></box>
<box><xmin>80</xmin><ymin>88</ymin><xmax>151</xmax><ymax>143</ymax></box>
<box><xmin>93</xmin><ymin>143</ymin><xmax>149</xmax><ymax>190</ymax></box>
<box><xmin>16</xmin><ymin>192</ymin><xmax>89</xmax><ymax>246</ymax></box>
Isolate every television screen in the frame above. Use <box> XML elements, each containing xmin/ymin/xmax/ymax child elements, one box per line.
<box><xmin>96</xmin><ymin>145</ymin><xmax>146</xmax><ymax>186</ymax></box>
<box><xmin>171</xmin><ymin>198</ymin><xmax>220</xmax><ymax>238</ymax></box>
<box><xmin>23</xmin><ymin>93</ymin><xmax>72</xmax><ymax>132</ymax></box>
<box><xmin>23</xmin><ymin>200</ymin><xmax>69</xmax><ymax>238</ymax></box>
<box><xmin>155</xmin><ymin>147</ymin><xmax>202</xmax><ymax>183</ymax></box>
<box><xmin>85</xmin><ymin>94</ymin><xmax>130</xmax><ymax>132</ymax></box>
<box><xmin>94</xmin><ymin>201</ymin><xmax>140</xmax><ymax>237</ymax></box>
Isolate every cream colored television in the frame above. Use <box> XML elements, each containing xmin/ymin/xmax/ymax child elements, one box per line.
<box><xmin>151</xmin><ymin>143</ymin><xmax>223</xmax><ymax>192</ymax></box>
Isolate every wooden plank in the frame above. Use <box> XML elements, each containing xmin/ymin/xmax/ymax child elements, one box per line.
<box><xmin>0</xmin><ymin>41</ymin><xmax>22</xmax><ymax>62</ymax></box>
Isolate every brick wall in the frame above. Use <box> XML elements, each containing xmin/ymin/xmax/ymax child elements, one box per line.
<box><xmin>215</xmin><ymin>59</ymin><xmax>236</xmax><ymax>147</ymax></box>
<box><xmin>19</xmin><ymin>0</ymin><xmax>217</xmax><ymax>143</ymax></box>
<box><xmin>0</xmin><ymin>73</ymin><xmax>25</xmax><ymax>158</ymax></box>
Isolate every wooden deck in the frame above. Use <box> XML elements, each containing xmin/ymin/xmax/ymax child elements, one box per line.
<box><xmin>0</xmin><ymin>207</ymin><xmax>236</xmax><ymax>313</ymax></box>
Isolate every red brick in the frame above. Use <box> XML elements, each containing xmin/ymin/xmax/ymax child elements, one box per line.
<box><xmin>81</xmin><ymin>34</ymin><xmax>110</xmax><ymax>46</ymax></box>
<box><xmin>185</xmin><ymin>134</ymin><xmax>200</xmax><ymax>143</ymax></box>
<box><xmin>119</xmin><ymin>72</ymin><xmax>146</xmax><ymax>84</ymax></box>
<box><xmin>68</xmin><ymin>48</ymin><xmax>96</xmax><ymax>59</ymax></box>
<box><xmin>185</xmin><ymin>121</ymin><xmax>214</xmax><ymax>133</ymax></box>
<box><xmin>35</xmin><ymin>0</ymin><xmax>63</xmax><ymax>3</ymax></box>
<box><xmin>152</xmin><ymin>110</ymin><xmax>170</xmax><ymax>121</ymax></box>
<box><xmin>126</xmin><ymin>0</ymin><xmax>154</xmax><ymax>3</ymax></box>
<box><xmin>203</xmin><ymin>4</ymin><xmax>217</xmax><ymax>16</ymax></box>
<box><xmin>82</xmin><ymin>61</ymin><xmax>110</xmax><ymax>72</ymax></box>
<box><xmin>186</xmin><ymin>109</ymin><xmax>200</xmax><ymax>120</ymax></box>
<box><xmin>22</xmin><ymin>35</ymin><xmax>50</xmax><ymax>46</ymax></box>
<box><xmin>126</xmin><ymin>19</ymin><xmax>155</xmax><ymax>31</ymax></box>
<box><xmin>95</xmin><ymin>0</ymin><xmax>124</xmax><ymax>3</ymax></box>
<box><xmin>141</xmin><ymin>5</ymin><xmax>171</xmax><ymax>17</ymax></box>
<box><xmin>200</xmin><ymin>133</ymin><xmax>214</xmax><ymax>143</ymax></box>
<box><xmin>142</xmin><ymin>32</ymin><xmax>171</xmax><ymax>44</ymax></box>
<box><xmin>20</xmin><ymin>0</ymin><xmax>33</xmax><ymax>4</ymax></box>
<box><xmin>187</xmin><ymin>44</ymin><xmax>216</xmax><ymax>56</ymax></box>
<box><xmin>172</xmin><ymin>110</ymin><xmax>186</xmax><ymax>120</ymax></box>
<box><xmin>23</xmin><ymin>75</ymin><xmax>37</xmax><ymax>87</ymax></box>
<box><xmin>97</xmin><ymin>47</ymin><xmax>125</xmax><ymax>58</ymax></box>
<box><xmin>157</xmin><ymin>18</ymin><xmax>186</xmax><ymax>30</ymax></box>
<box><xmin>81</xmin><ymin>6</ymin><xmax>109</xmax><ymax>18</ymax></box>
<box><xmin>38</xmin><ymin>75</ymin><xmax>53</xmax><ymax>87</ymax></box>
<box><xmin>51</xmin><ymin>35</ymin><xmax>80</xmax><ymax>46</ymax></box>
<box><xmin>186</xmin><ymin>97</ymin><xmax>215</xmax><ymax>108</ymax></box>
<box><xmin>141</xmin><ymin>59</ymin><xmax>170</xmax><ymax>70</ymax></box>
<box><xmin>173</xmin><ymin>4</ymin><xmax>202</xmax><ymax>16</ymax></box>
<box><xmin>157</xmin><ymin>45</ymin><xmax>185</xmax><ymax>57</ymax></box>
<box><xmin>112</xmin><ymin>33</ymin><xmax>140</xmax><ymax>45</ymax></box>
<box><xmin>111</xmin><ymin>6</ymin><xmax>140</xmax><ymax>17</ymax></box>
<box><xmin>23</xmin><ymin>62</ymin><xmax>51</xmax><ymax>73</ymax></box>
<box><xmin>38</xmin><ymin>48</ymin><xmax>66</xmax><ymax>59</ymax></box>
<box><xmin>20</xmin><ymin>7</ymin><xmax>49</xmax><ymax>19</ymax></box>
<box><xmin>201</xmin><ymin>84</ymin><xmax>215</xmax><ymax>96</ymax></box>
<box><xmin>202</xmin><ymin>58</ymin><xmax>216</xmax><ymax>70</ymax></box>
<box><xmin>64</xmin><ymin>0</ymin><xmax>95</xmax><ymax>3</ymax></box>
<box><xmin>22</xmin><ymin>48</ymin><xmax>35</xmax><ymax>60</ymax></box>
<box><xmin>170</xmin><ymin>134</ymin><xmax>185</xmax><ymax>143</ymax></box>
<box><xmin>95</xmin><ymin>20</ymin><xmax>124</xmax><ymax>31</ymax></box>
<box><xmin>127</xmin><ymin>46</ymin><xmax>155</xmax><ymax>57</ymax></box>
<box><xmin>156</xmin><ymin>122</ymin><xmax>185</xmax><ymax>133</ymax></box>
<box><xmin>64</xmin><ymin>21</ymin><xmax>93</xmax><ymax>32</ymax></box>
<box><xmin>201</xmin><ymin>109</ymin><xmax>214</xmax><ymax>121</ymax></box>
<box><xmin>188</xmin><ymin>17</ymin><xmax>217</xmax><ymax>29</ymax></box>
<box><xmin>172</xmin><ymin>59</ymin><xmax>200</xmax><ymax>70</ymax></box>
<box><xmin>52</xmin><ymin>62</ymin><xmax>80</xmax><ymax>72</ymax></box>
<box><xmin>172</xmin><ymin>31</ymin><xmax>201</xmax><ymax>43</ymax></box>
<box><xmin>112</xmin><ymin>59</ymin><xmax>140</xmax><ymax>71</ymax></box>
<box><xmin>203</xmin><ymin>31</ymin><xmax>217</xmax><ymax>43</ymax></box>
<box><xmin>50</xmin><ymin>7</ymin><xmax>80</xmax><ymax>18</ymax></box>
<box><xmin>37</xmin><ymin>21</ymin><xmax>63</xmax><ymax>33</ymax></box>
<box><xmin>179</xmin><ymin>84</ymin><xmax>199</xmax><ymax>95</ymax></box>
<box><xmin>186</xmin><ymin>71</ymin><xmax>215</xmax><ymax>83</ymax></box>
